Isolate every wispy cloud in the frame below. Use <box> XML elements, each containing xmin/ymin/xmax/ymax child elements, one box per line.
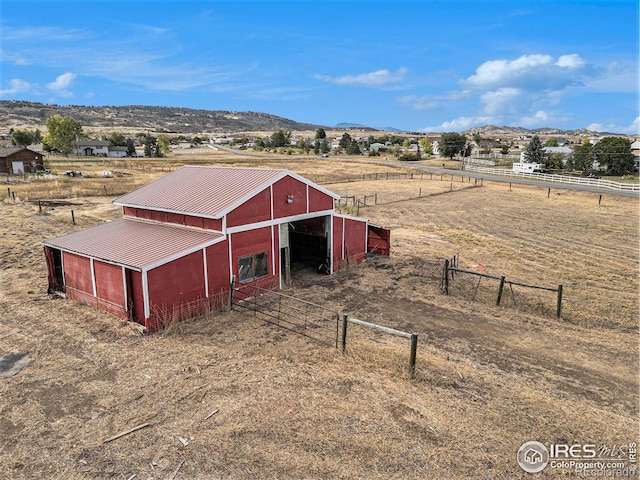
<box><xmin>314</xmin><ymin>68</ymin><xmax>409</xmax><ymax>87</ymax></box>
<box><xmin>47</xmin><ymin>72</ymin><xmax>77</xmax><ymax>97</ymax></box>
<box><xmin>0</xmin><ymin>78</ymin><xmax>32</xmax><ymax>96</ymax></box>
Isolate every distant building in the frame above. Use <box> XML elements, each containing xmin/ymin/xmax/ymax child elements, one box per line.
<box><xmin>74</xmin><ymin>140</ymin><xmax>110</xmax><ymax>156</ymax></box>
<box><xmin>0</xmin><ymin>147</ymin><xmax>45</xmax><ymax>175</ymax></box>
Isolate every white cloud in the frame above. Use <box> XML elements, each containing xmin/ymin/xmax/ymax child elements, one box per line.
<box><xmin>463</xmin><ymin>54</ymin><xmax>555</xmax><ymax>89</ymax></box>
<box><xmin>481</xmin><ymin>88</ymin><xmax>521</xmax><ymax>115</ymax></box>
<box><xmin>314</xmin><ymin>68</ymin><xmax>408</xmax><ymax>87</ymax></box>
<box><xmin>555</xmin><ymin>54</ymin><xmax>586</xmax><ymax>69</ymax></box>
<box><xmin>587</xmin><ymin>117</ymin><xmax>640</xmax><ymax>135</ymax></box>
<box><xmin>519</xmin><ymin>110</ymin><xmax>550</xmax><ymax>127</ymax></box>
<box><xmin>421</xmin><ymin>116</ymin><xmax>493</xmax><ymax>132</ymax></box>
<box><xmin>460</xmin><ymin>53</ymin><xmax>592</xmax><ymax>97</ymax></box>
<box><xmin>47</xmin><ymin>72</ymin><xmax>77</xmax><ymax>97</ymax></box>
<box><xmin>0</xmin><ymin>78</ymin><xmax>32</xmax><ymax>96</ymax></box>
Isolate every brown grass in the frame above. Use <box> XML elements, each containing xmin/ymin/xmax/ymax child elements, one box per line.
<box><xmin>0</xmin><ymin>152</ymin><xmax>638</xmax><ymax>479</ymax></box>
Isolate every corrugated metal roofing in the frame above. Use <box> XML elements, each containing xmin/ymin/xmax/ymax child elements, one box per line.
<box><xmin>113</xmin><ymin>165</ymin><xmax>287</xmax><ymax>218</ymax></box>
<box><xmin>43</xmin><ymin>218</ymin><xmax>223</xmax><ymax>270</ymax></box>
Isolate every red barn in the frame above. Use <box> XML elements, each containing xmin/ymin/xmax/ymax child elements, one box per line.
<box><xmin>43</xmin><ymin>166</ymin><xmax>389</xmax><ymax>332</ymax></box>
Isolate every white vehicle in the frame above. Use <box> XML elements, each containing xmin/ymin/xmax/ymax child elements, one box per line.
<box><xmin>512</xmin><ymin>162</ymin><xmax>544</xmax><ymax>173</ymax></box>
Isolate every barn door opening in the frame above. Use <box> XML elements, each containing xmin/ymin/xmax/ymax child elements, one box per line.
<box><xmin>45</xmin><ymin>247</ymin><xmax>65</xmax><ymax>293</ymax></box>
<box><xmin>124</xmin><ymin>268</ymin><xmax>144</xmax><ymax>324</ymax></box>
<box><xmin>286</xmin><ymin>216</ymin><xmax>329</xmax><ymax>277</ymax></box>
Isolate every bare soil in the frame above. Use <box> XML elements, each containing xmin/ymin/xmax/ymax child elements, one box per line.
<box><xmin>0</xmin><ymin>155</ymin><xmax>638</xmax><ymax>479</ymax></box>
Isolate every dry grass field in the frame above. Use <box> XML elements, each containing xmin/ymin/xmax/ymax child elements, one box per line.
<box><xmin>1</xmin><ymin>152</ymin><xmax>638</xmax><ymax>479</ymax></box>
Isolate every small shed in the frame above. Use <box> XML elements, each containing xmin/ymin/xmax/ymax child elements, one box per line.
<box><xmin>43</xmin><ymin>166</ymin><xmax>390</xmax><ymax>332</ymax></box>
<box><xmin>0</xmin><ymin>147</ymin><xmax>45</xmax><ymax>174</ymax></box>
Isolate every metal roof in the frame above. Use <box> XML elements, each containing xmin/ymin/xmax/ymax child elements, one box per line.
<box><xmin>43</xmin><ymin>218</ymin><xmax>224</xmax><ymax>271</ymax></box>
<box><xmin>113</xmin><ymin>165</ymin><xmax>339</xmax><ymax>219</ymax></box>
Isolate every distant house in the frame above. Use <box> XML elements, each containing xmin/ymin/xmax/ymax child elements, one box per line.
<box><xmin>519</xmin><ymin>146</ymin><xmax>572</xmax><ymax>163</ymax></box>
<box><xmin>74</xmin><ymin>140</ymin><xmax>110</xmax><ymax>156</ymax></box>
<box><xmin>632</xmin><ymin>140</ymin><xmax>640</xmax><ymax>171</ymax></box>
<box><xmin>0</xmin><ymin>147</ymin><xmax>45</xmax><ymax>175</ymax></box>
<box><xmin>108</xmin><ymin>146</ymin><xmax>128</xmax><ymax>158</ymax></box>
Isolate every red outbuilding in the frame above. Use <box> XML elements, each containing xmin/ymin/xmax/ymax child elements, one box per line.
<box><xmin>43</xmin><ymin>166</ymin><xmax>390</xmax><ymax>332</ymax></box>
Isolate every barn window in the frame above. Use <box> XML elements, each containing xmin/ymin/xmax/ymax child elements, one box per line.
<box><xmin>238</xmin><ymin>251</ymin><xmax>268</xmax><ymax>283</ymax></box>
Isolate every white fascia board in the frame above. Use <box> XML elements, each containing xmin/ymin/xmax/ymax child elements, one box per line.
<box><xmin>41</xmin><ymin>242</ymin><xmax>143</xmax><ymax>272</ymax></box>
<box><xmin>226</xmin><ymin>209</ymin><xmax>335</xmax><ymax>234</ymax></box>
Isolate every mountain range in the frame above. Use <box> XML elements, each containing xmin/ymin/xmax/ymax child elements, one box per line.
<box><xmin>0</xmin><ymin>100</ymin><xmax>618</xmax><ymax>137</ymax></box>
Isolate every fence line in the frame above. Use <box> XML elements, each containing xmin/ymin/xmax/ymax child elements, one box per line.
<box><xmin>231</xmin><ymin>283</ymin><xmax>340</xmax><ymax>347</ymax></box>
<box><xmin>442</xmin><ymin>257</ymin><xmax>563</xmax><ymax>318</ymax></box>
<box><xmin>341</xmin><ymin>315</ymin><xmax>418</xmax><ymax>379</ymax></box>
<box><xmin>464</xmin><ymin>165</ymin><xmax>640</xmax><ymax>191</ymax></box>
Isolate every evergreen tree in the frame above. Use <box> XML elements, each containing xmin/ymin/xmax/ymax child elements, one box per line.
<box><xmin>523</xmin><ymin>135</ymin><xmax>547</xmax><ymax>164</ymax></box>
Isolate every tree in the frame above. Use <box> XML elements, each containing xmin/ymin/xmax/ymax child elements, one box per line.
<box><xmin>544</xmin><ymin>138</ymin><xmax>559</xmax><ymax>147</ymax></box>
<box><xmin>106</xmin><ymin>132</ymin><xmax>127</xmax><ymax>147</ymax></box>
<box><xmin>546</xmin><ymin>152</ymin><xmax>565</xmax><ymax>170</ymax></box>
<box><xmin>270</xmin><ymin>128</ymin><xmax>291</xmax><ymax>148</ymax></box>
<box><xmin>339</xmin><ymin>133</ymin><xmax>353</xmax><ymax>149</ymax></box>
<box><xmin>157</xmin><ymin>134</ymin><xmax>172</xmax><ymax>155</ymax></box>
<box><xmin>42</xmin><ymin>115</ymin><xmax>84</xmax><ymax>156</ymax></box>
<box><xmin>419</xmin><ymin>139</ymin><xmax>433</xmax><ymax>156</ymax></box>
<box><xmin>522</xmin><ymin>135</ymin><xmax>547</xmax><ymax>164</ymax></box>
<box><xmin>592</xmin><ymin>137</ymin><xmax>634</xmax><ymax>176</ymax></box>
<box><xmin>440</xmin><ymin>132</ymin><xmax>467</xmax><ymax>159</ymax></box>
<box><xmin>125</xmin><ymin>138</ymin><xmax>136</xmax><ymax>157</ymax></box>
<box><xmin>500</xmin><ymin>143</ymin><xmax>511</xmax><ymax>155</ymax></box>
<box><xmin>11</xmin><ymin>129</ymin><xmax>36</xmax><ymax>147</ymax></box>
<box><xmin>570</xmin><ymin>141</ymin><xmax>594</xmax><ymax>173</ymax></box>
<box><xmin>315</xmin><ymin>128</ymin><xmax>326</xmax><ymax>139</ymax></box>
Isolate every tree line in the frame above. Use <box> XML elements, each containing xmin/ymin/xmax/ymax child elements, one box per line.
<box><xmin>10</xmin><ymin>115</ymin><xmax>636</xmax><ymax>176</ymax></box>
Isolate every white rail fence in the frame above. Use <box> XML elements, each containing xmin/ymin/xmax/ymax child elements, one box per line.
<box><xmin>464</xmin><ymin>165</ymin><xmax>640</xmax><ymax>192</ymax></box>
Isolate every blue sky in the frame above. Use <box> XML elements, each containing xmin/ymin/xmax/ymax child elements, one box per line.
<box><xmin>1</xmin><ymin>0</ymin><xmax>638</xmax><ymax>134</ymax></box>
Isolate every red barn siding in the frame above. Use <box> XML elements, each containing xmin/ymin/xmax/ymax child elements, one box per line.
<box><xmin>203</xmin><ymin>218</ymin><xmax>223</xmax><ymax>231</ymax></box>
<box><xmin>94</xmin><ymin>261</ymin><xmax>125</xmax><ymax>307</ymax></box>
<box><xmin>151</xmin><ymin>210</ymin><xmax>168</xmax><ymax>222</ymax></box>
<box><xmin>308</xmin><ymin>186</ymin><xmax>334</xmax><ymax>212</ymax></box>
<box><xmin>272</xmin><ymin>176</ymin><xmax>308</xmax><ymax>218</ymax></box>
<box><xmin>63</xmin><ymin>252</ymin><xmax>93</xmax><ymax>294</ymax></box>
<box><xmin>343</xmin><ymin>217</ymin><xmax>368</xmax><ymax>265</ymax></box>
<box><xmin>206</xmin><ymin>240</ymin><xmax>231</xmax><ymax>295</ymax></box>
<box><xmin>227</xmin><ymin>188</ymin><xmax>271</xmax><ymax>227</ymax></box>
<box><xmin>332</xmin><ymin>216</ymin><xmax>344</xmax><ymax>271</ymax></box>
<box><xmin>147</xmin><ymin>251</ymin><xmax>206</xmax><ymax>313</ymax></box>
<box><xmin>185</xmin><ymin>215</ymin><xmax>205</xmax><ymax>229</ymax></box>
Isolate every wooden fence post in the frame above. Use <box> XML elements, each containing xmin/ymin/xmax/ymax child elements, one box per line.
<box><xmin>341</xmin><ymin>315</ymin><xmax>348</xmax><ymax>353</ymax></box>
<box><xmin>71</xmin><ymin>210</ymin><xmax>75</xmax><ymax>225</ymax></box>
<box><xmin>228</xmin><ymin>276</ymin><xmax>235</xmax><ymax>311</ymax></box>
<box><xmin>496</xmin><ymin>276</ymin><xmax>506</xmax><ymax>305</ymax></box>
<box><xmin>409</xmin><ymin>334</ymin><xmax>418</xmax><ymax>380</ymax></box>
<box><xmin>444</xmin><ymin>259</ymin><xmax>450</xmax><ymax>295</ymax></box>
<box><xmin>556</xmin><ymin>284</ymin><xmax>563</xmax><ymax>318</ymax></box>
